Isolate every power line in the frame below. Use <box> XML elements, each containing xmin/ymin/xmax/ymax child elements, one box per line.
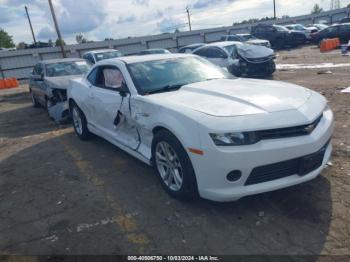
<box><xmin>48</xmin><ymin>0</ymin><xmax>66</xmax><ymax>58</ymax></box>
<box><xmin>24</xmin><ymin>6</ymin><xmax>37</xmax><ymax>46</ymax></box>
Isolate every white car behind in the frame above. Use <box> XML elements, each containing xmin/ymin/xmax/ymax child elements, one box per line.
<box><xmin>68</xmin><ymin>54</ymin><xmax>333</xmax><ymax>202</ymax></box>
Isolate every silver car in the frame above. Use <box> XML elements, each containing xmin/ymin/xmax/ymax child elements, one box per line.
<box><xmin>29</xmin><ymin>58</ymin><xmax>90</xmax><ymax>122</ymax></box>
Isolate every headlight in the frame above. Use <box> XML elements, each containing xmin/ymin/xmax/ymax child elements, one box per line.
<box><xmin>210</xmin><ymin>132</ymin><xmax>259</xmax><ymax>146</ymax></box>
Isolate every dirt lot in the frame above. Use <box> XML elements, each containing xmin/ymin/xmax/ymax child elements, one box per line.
<box><xmin>0</xmin><ymin>46</ymin><xmax>349</xmax><ymax>256</ymax></box>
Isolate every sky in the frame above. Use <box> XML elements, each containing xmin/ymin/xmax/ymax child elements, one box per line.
<box><xmin>1</xmin><ymin>0</ymin><xmax>350</xmax><ymax>45</ymax></box>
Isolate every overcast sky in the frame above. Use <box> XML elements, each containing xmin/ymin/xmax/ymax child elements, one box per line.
<box><xmin>1</xmin><ymin>0</ymin><xmax>350</xmax><ymax>45</ymax></box>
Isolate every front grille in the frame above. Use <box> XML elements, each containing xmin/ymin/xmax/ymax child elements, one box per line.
<box><xmin>256</xmin><ymin>115</ymin><xmax>322</xmax><ymax>140</ymax></box>
<box><xmin>245</xmin><ymin>142</ymin><xmax>328</xmax><ymax>186</ymax></box>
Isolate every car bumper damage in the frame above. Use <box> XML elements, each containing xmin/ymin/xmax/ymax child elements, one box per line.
<box><xmin>47</xmin><ymin>88</ymin><xmax>69</xmax><ymax>123</ymax></box>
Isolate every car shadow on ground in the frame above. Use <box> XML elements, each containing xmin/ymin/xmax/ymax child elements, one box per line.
<box><xmin>0</xmin><ymin>123</ymin><xmax>332</xmax><ymax>255</ymax></box>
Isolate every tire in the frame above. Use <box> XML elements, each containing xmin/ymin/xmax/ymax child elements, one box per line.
<box><xmin>70</xmin><ymin>102</ymin><xmax>92</xmax><ymax>140</ymax></box>
<box><xmin>152</xmin><ymin>129</ymin><xmax>198</xmax><ymax>201</ymax></box>
<box><xmin>30</xmin><ymin>89</ymin><xmax>40</xmax><ymax>108</ymax></box>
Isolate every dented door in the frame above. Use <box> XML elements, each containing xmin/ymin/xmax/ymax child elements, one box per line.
<box><xmin>90</xmin><ymin>66</ymin><xmax>140</xmax><ymax>150</ymax></box>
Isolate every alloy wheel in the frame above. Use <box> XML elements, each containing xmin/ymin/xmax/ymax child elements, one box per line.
<box><xmin>155</xmin><ymin>141</ymin><xmax>183</xmax><ymax>191</ymax></box>
<box><xmin>72</xmin><ymin>106</ymin><xmax>83</xmax><ymax>135</ymax></box>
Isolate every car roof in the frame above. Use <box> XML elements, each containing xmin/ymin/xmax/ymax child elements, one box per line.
<box><xmin>105</xmin><ymin>53</ymin><xmax>196</xmax><ymax>64</ymax></box>
<box><xmin>236</xmin><ymin>33</ymin><xmax>250</xmax><ymax>36</ymax></box>
<box><xmin>40</xmin><ymin>58</ymin><xmax>86</xmax><ymax>65</ymax></box>
<box><xmin>182</xmin><ymin>43</ymin><xmax>205</xmax><ymax>47</ymax></box>
<box><xmin>84</xmin><ymin>49</ymin><xmax>119</xmax><ymax>55</ymax></box>
<box><xmin>206</xmin><ymin>41</ymin><xmax>243</xmax><ymax>47</ymax></box>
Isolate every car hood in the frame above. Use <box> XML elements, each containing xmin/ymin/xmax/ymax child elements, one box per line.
<box><xmin>149</xmin><ymin>79</ymin><xmax>312</xmax><ymax>117</ymax></box>
<box><xmin>45</xmin><ymin>75</ymin><xmax>82</xmax><ymax>90</ymax></box>
<box><xmin>237</xmin><ymin>44</ymin><xmax>274</xmax><ymax>59</ymax></box>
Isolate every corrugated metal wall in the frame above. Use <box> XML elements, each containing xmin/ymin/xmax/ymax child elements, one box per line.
<box><xmin>0</xmin><ymin>7</ymin><xmax>349</xmax><ymax>80</ymax></box>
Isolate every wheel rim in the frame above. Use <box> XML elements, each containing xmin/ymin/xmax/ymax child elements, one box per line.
<box><xmin>72</xmin><ymin>107</ymin><xmax>83</xmax><ymax>135</ymax></box>
<box><xmin>155</xmin><ymin>141</ymin><xmax>183</xmax><ymax>191</ymax></box>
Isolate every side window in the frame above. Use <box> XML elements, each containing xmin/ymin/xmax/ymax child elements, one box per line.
<box><xmin>206</xmin><ymin>47</ymin><xmax>227</xmax><ymax>59</ymax></box>
<box><xmin>220</xmin><ymin>36</ymin><xmax>226</xmax><ymax>41</ymax></box>
<box><xmin>228</xmin><ymin>36</ymin><xmax>239</xmax><ymax>41</ymax></box>
<box><xmin>84</xmin><ymin>54</ymin><xmax>95</xmax><ymax>65</ymax></box>
<box><xmin>87</xmin><ymin>67</ymin><xmax>99</xmax><ymax>85</ymax></box>
<box><xmin>32</xmin><ymin>64</ymin><xmax>39</xmax><ymax>75</ymax></box>
<box><xmin>102</xmin><ymin>68</ymin><xmax>124</xmax><ymax>90</ymax></box>
<box><xmin>193</xmin><ymin>47</ymin><xmax>209</xmax><ymax>57</ymax></box>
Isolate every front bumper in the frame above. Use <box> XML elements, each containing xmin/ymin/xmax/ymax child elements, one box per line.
<box><xmin>191</xmin><ymin>108</ymin><xmax>334</xmax><ymax>202</ymax></box>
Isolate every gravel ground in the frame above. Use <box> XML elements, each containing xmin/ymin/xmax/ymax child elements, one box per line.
<box><xmin>0</xmin><ymin>46</ymin><xmax>349</xmax><ymax>257</ymax></box>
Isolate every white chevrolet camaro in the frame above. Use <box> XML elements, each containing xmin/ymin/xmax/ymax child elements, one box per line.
<box><xmin>68</xmin><ymin>54</ymin><xmax>333</xmax><ymax>202</ymax></box>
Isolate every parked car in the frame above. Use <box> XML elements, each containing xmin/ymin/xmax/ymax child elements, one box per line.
<box><xmin>284</xmin><ymin>24</ymin><xmax>318</xmax><ymax>40</ymax></box>
<box><xmin>138</xmin><ymin>48</ymin><xmax>171</xmax><ymax>55</ymax></box>
<box><xmin>82</xmin><ymin>49</ymin><xmax>123</xmax><ymax>65</ymax></box>
<box><xmin>178</xmin><ymin>43</ymin><xmax>206</xmax><ymax>53</ymax></box>
<box><xmin>311</xmin><ymin>23</ymin><xmax>350</xmax><ymax>45</ymax></box>
<box><xmin>68</xmin><ymin>54</ymin><xmax>333</xmax><ymax>202</ymax></box>
<box><xmin>251</xmin><ymin>24</ymin><xmax>306</xmax><ymax>48</ymax></box>
<box><xmin>307</xmin><ymin>24</ymin><xmax>329</xmax><ymax>31</ymax></box>
<box><xmin>339</xmin><ymin>17</ymin><xmax>350</xmax><ymax>24</ymax></box>
<box><xmin>29</xmin><ymin>58</ymin><xmax>90</xmax><ymax>122</ymax></box>
<box><xmin>220</xmin><ymin>34</ymin><xmax>271</xmax><ymax>48</ymax></box>
<box><xmin>192</xmin><ymin>41</ymin><xmax>275</xmax><ymax>77</ymax></box>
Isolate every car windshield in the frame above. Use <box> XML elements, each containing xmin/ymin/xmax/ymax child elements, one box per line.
<box><xmin>223</xmin><ymin>45</ymin><xmax>237</xmax><ymax>56</ymax></box>
<box><xmin>46</xmin><ymin>61</ymin><xmax>90</xmax><ymax>77</ymax></box>
<box><xmin>274</xmin><ymin>25</ymin><xmax>289</xmax><ymax>31</ymax></box>
<box><xmin>95</xmin><ymin>51</ymin><xmax>122</xmax><ymax>62</ymax></box>
<box><xmin>128</xmin><ymin>57</ymin><xmax>232</xmax><ymax>95</ymax></box>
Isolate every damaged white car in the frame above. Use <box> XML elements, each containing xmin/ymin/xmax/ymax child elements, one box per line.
<box><xmin>29</xmin><ymin>58</ymin><xmax>90</xmax><ymax>122</ymax></box>
<box><xmin>68</xmin><ymin>54</ymin><xmax>333</xmax><ymax>202</ymax></box>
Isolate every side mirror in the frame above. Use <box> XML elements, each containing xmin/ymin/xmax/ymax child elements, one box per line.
<box><xmin>119</xmin><ymin>81</ymin><xmax>129</xmax><ymax>97</ymax></box>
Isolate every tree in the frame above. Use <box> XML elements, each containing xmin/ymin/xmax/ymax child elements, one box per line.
<box><xmin>311</xmin><ymin>4</ymin><xmax>323</xmax><ymax>14</ymax></box>
<box><xmin>55</xmin><ymin>39</ymin><xmax>66</xmax><ymax>47</ymax></box>
<box><xmin>347</xmin><ymin>3</ymin><xmax>350</xmax><ymax>8</ymax></box>
<box><xmin>75</xmin><ymin>33</ymin><xmax>88</xmax><ymax>44</ymax></box>
<box><xmin>0</xmin><ymin>28</ymin><xmax>15</xmax><ymax>48</ymax></box>
<box><xmin>16</xmin><ymin>42</ymin><xmax>28</xmax><ymax>49</ymax></box>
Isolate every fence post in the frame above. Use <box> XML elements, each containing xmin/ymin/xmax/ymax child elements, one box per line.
<box><xmin>0</xmin><ymin>65</ymin><xmax>5</xmax><ymax>80</ymax></box>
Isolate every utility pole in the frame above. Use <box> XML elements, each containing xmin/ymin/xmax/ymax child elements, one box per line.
<box><xmin>186</xmin><ymin>7</ymin><xmax>192</xmax><ymax>31</ymax></box>
<box><xmin>25</xmin><ymin>6</ymin><xmax>37</xmax><ymax>46</ymax></box>
<box><xmin>48</xmin><ymin>0</ymin><xmax>66</xmax><ymax>57</ymax></box>
<box><xmin>273</xmin><ymin>0</ymin><xmax>276</xmax><ymax>19</ymax></box>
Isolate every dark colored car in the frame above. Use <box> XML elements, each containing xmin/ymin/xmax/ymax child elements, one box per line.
<box><xmin>178</xmin><ymin>43</ymin><xmax>206</xmax><ymax>53</ymax></box>
<box><xmin>251</xmin><ymin>24</ymin><xmax>306</xmax><ymax>49</ymax></box>
<box><xmin>138</xmin><ymin>49</ymin><xmax>171</xmax><ymax>55</ymax></box>
<box><xmin>339</xmin><ymin>17</ymin><xmax>350</xmax><ymax>24</ymax></box>
<box><xmin>311</xmin><ymin>23</ymin><xmax>350</xmax><ymax>45</ymax></box>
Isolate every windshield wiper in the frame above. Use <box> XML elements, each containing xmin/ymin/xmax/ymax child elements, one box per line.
<box><xmin>146</xmin><ymin>84</ymin><xmax>184</xmax><ymax>95</ymax></box>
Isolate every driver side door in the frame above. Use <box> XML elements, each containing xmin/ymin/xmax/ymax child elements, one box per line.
<box><xmin>89</xmin><ymin>65</ymin><xmax>140</xmax><ymax>150</ymax></box>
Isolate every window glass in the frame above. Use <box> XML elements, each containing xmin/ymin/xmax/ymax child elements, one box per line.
<box><xmin>32</xmin><ymin>64</ymin><xmax>41</xmax><ymax>75</ymax></box>
<box><xmin>87</xmin><ymin>67</ymin><xmax>99</xmax><ymax>85</ymax></box>
<box><xmin>228</xmin><ymin>36</ymin><xmax>240</xmax><ymax>41</ymax></box>
<box><xmin>84</xmin><ymin>54</ymin><xmax>95</xmax><ymax>65</ymax></box>
<box><xmin>193</xmin><ymin>47</ymin><xmax>209</xmax><ymax>57</ymax></box>
<box><xmin>128</xmin><ymin>57</ymin><xmax>232</xmax><ymax>94</ymax></box>
<box><xmin>94</xmin><ymin>51</ymin><xmax>122</xmax><ymax>62</ymax></box>
<box><xmin>206</xmin><ymin>47</ymin><xmax>227</xmax><ymax>58</ymax></box>
<box><xmin>46</xmin><ymin>61</ymin><xmax>89</xmax><ymax>77</ymax></box>
<box><xmin>103</xmin><ymin>68</ymin><xmax>124</xmax><ymax>89</ymax></box>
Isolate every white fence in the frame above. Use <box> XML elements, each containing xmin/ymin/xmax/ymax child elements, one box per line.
<box><xmin>0</xmin><ymin>7</ymin><xmax>349</xmax><ymax>80</ymax></box>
